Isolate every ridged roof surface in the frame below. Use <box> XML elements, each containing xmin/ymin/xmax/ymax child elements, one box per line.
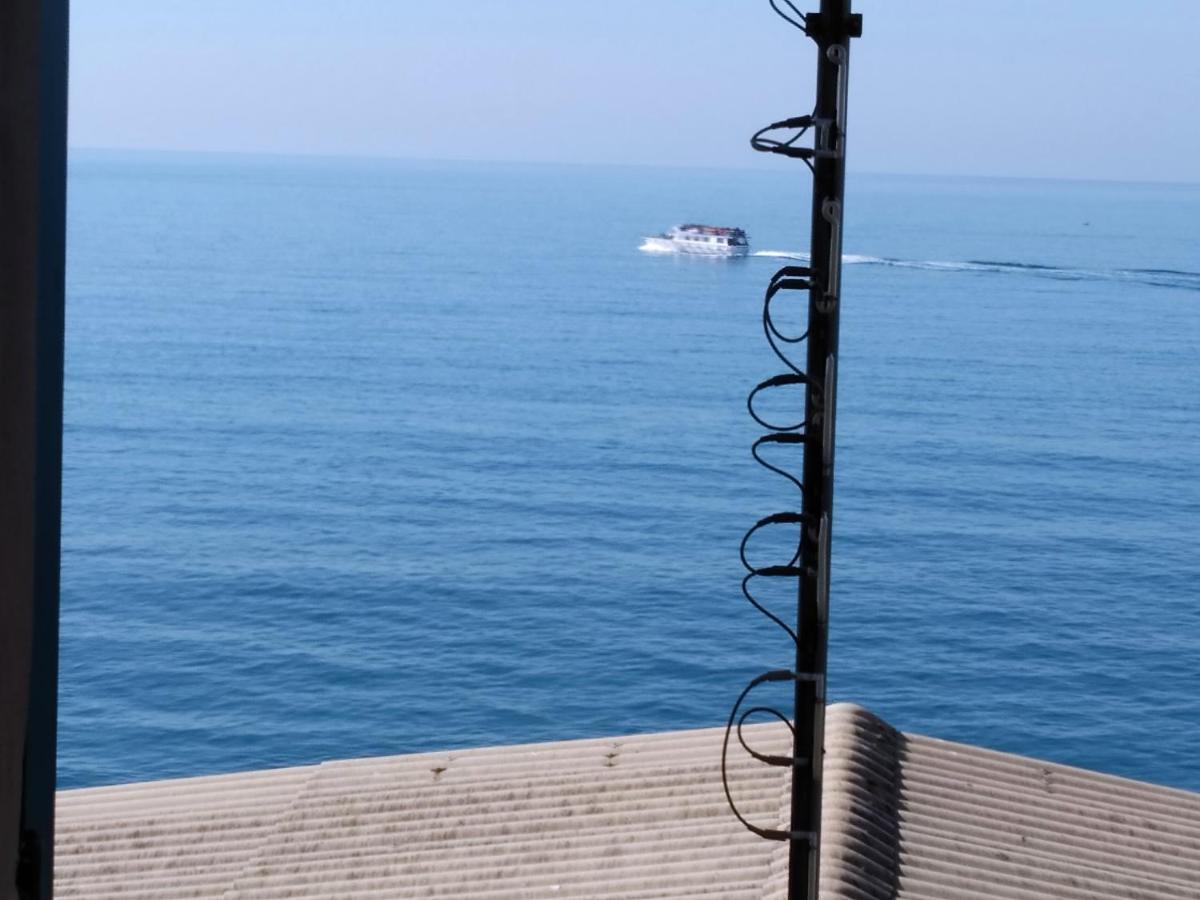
<box><xmin>55</xmin><ymin>704</ymin><xmax>1200</xmax><ymax>899</ymax></box>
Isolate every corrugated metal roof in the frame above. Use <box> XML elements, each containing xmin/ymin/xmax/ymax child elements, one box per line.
<box><xmin>55</xmin><ymin>704</ymin><xmax>1200</xmax><ymax>898</ymax></box>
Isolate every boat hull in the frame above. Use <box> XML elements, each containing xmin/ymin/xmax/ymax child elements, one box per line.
<box><xmin>639</xmin><ymin>236</ymin><xmax>750</xmax><ymax>257</ymax></box>
<box><xmin>674</xmin><ymin>241</ymin><xmax>749</xmax><ymax>258</ymax></box>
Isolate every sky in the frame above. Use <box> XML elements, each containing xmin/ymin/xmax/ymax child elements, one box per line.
<box><xmin>70</xmin><ymin>1</ymin><xmax>1200</xmax><ymax>182</ymax></box>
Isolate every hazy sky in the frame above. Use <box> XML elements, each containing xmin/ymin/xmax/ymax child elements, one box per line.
<box><xmin>71</xmin><ymin>1</ymin><xmax>1200</xmax><ymax>181</ymax></box>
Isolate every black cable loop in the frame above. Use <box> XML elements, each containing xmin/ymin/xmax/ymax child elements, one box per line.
<box><xmin>764</xmin><ymin>326</ymin><xmax>804</xmax><ymax>375</ymax></box>
<box><xmin>739</xmin><ymin>510</ymin><xmax>809</xmax><ymax>642</ymax></box>
<box><xmin>741</xmin><ymin>573</ymin><xmax>799</xmax><ymax>645</ymax></box>
<box><xmin>747</xmin><ymin>374</ymin><xmax>817</xmax><ymax>432</ymax></box>
<box><xmin>721</xmin><ymin>671</ymin><xmax>803</xmax><ymax>842</ymax></box>
<box><xmin>739</xmin><ymin>514</ymin><xmax>806</xmax><ymax>566</ymax></box>
<box><xmin>739</xmin><ymin>511</ymin><xmax>808</xmax><ymax>568</ymax></box>
<box><xmin>763</xmin><ymin>268</ymin><xmax>812</xmax><ymax>372</ymax></box>
<box><xmin>724</xmin><ymin>1</ymin><xmax>836</xmax><ymax>844</ymax></box>
<box><xmin>750</xmin><ymin>118</ymin><xmax>815</xmax><ymax>158</ymax></box>
<box><xmin>739</xmin><ymin>270</ymin><xmax>817</xmax><ymax>648</ymax></box>
<box><xmin>752</xmin><ymin>433</ymin><xmax>807</xmax><ymax>495</ymax></box>
<box><xmin>738</xmin><ymin>706</ymin><xmax>798</xmax><ymax>766</ymax></box>
<box><xmin>751</xmin><ymin>115</ymin><xmax>819</xmax><ymax>174</ymax></box>
<box><xmin>766</xmin><ymin>281</ymin><xmax>810</xmax><ymax>325</ymax></box>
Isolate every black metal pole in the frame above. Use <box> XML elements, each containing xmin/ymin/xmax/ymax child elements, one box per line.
<box><xmin>790</xmin><ymin>2</ymin><xmax>855</xmax><ymax>898</ymax></box>
<box><xmin>1</xmin><ymin>0</ymin><xmax>69</xmax><ymax>897</ymax></box>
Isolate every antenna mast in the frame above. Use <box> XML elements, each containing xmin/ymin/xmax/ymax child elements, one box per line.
<box><xmin>723</xmin><ymin>2</ymin><xmax>860</xmax><ymax>898</ymax></box>
<box><xmin>788</xmin><ymin>3</ymin><xmax>859</xmax><ymax>895</ymax></box>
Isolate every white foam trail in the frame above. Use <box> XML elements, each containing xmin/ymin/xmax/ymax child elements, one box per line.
<box><xmin>877</xmin><ymin>258</ymin><xmax>987</xmax><ymax>272</ymax></box>
<box><xmin>638</xmin><ymin>240</ymin><xmax>674</xmax><ymax>254</ymax></box>
<box><xmin>752</xmin><ymin>250</ymin><xmax>809</xmax><ymax>260</ymax></box>
<box><xmin>755</xmin><ymin>253</ymin><xmax>1011</xmax><ymax>272</ymax></box>
<box><xmin>753</xmin><ymin>250</ymin><xmax>881</xmax><ymax>264</ymax></box>
<box><xmin>721</xmin><ymin>247</ymin><xmax>1197</xmax><ymax>292</ymax></box>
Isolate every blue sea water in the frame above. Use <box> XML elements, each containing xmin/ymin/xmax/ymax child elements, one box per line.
<box><xmin>61</xmin><ymin>151</ymin><xmax>1200</xmax><ymax>791</ymax></box>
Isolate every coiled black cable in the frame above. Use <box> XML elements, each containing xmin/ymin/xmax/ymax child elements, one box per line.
<box><xmin>721</xmin><ymin>670</ymin><xmax>805</xmax><ymax>841</ymax></box>
<box><xmin>723</xmin><ymin>0</ymin><xmax>842</xmax><ymax>850</ymax></box>
<box><xmin>740</xmin><ymin>510</ymin><xmax>811</xmax><ymax>644</ymax></box>
<box><xmin>721</xmin><ymin>263</ymin><xmax>817</xmax><ymax>840</ymax></box>
<box><xmin>751</xmin><ymin>116</ymin><xmax>818</xmax><ymax>173</ymax></box>
<box><xmin>728</xmin><ymin>0</ymin><xmax>859</xmax><ymax>875</ymax></box>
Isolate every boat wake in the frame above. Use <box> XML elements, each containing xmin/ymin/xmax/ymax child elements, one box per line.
<box><xmin>751</xmin><ymin>251</ymin><xmax>1200</xmax><ymax>293</ymax></box>
<box><xmin>638</xmin><ymin>239</ymin><xmax>675</xmax><ymax>254</ymax></box>
<box><xmin>749</xmin><ymin>250</ymin><xmax>808</xmax><ymax>261</ymax></box>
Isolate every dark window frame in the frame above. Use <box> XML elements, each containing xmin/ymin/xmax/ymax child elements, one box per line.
<box><xmin>2</xmin><ymin>1</ymin><xmax>69</xmax><ymax>897</ymax></box>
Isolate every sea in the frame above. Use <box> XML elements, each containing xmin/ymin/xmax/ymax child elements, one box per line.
<box><xmin>61</xmin><ymin>150</ymin><xmax>1200</xmax><ymax>791</ymax></box>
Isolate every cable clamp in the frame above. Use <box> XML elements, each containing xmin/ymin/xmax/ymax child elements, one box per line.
<box><xmin>803</xmin><ymin>12</ymin><xmax>863</xmax><ymax>40</ymax></box>
<box><xmin>817</xmin><ymin>199</ymin><xmax>843</xmax><ymax>310</ymax></box>
<box><xmin>793</xmin><ymin>670</ymin><xmax>826</xmax><ymax>702</ymax></box>
<box><xmin>813</xmin><ymin>119</ymin><xmax>842</xmax><ymax>160</ymax></box>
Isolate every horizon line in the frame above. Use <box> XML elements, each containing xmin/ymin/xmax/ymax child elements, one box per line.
<box><xmin>67</xmin><ymin>144</ymin><xmax>1200</xmax><ymax>189</ymax></box>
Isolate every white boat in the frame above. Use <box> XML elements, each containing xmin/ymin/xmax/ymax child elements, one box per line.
<box><xmin>640</xmin><ymin>224</ymin><xmax>750</xmax><ymax>257</ymax></box>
